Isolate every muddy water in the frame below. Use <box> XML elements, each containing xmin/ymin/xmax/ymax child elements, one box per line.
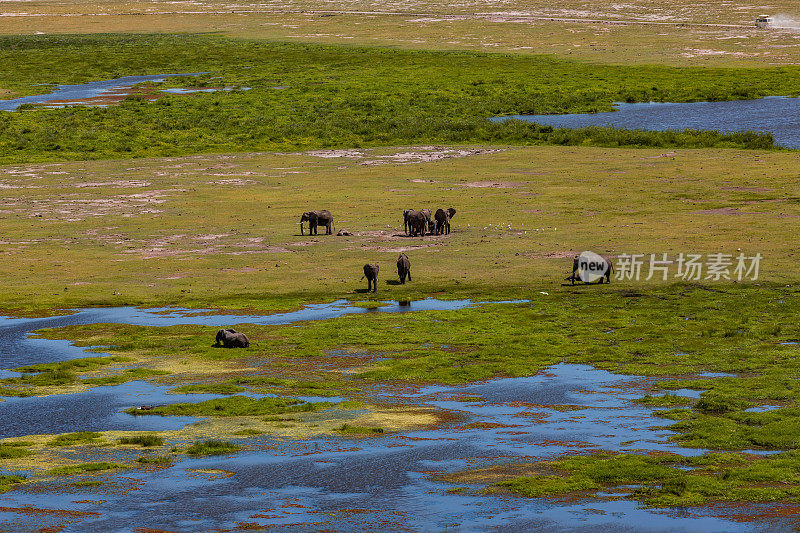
<box><xmin>0</xmin><ymin>363</ymin><xmax>782</xmax><ymax>532</ymax></box>
<box><xmin>498</xmin><ymin>96</ymin><xmax>800</xmax><ymax>149</ymax></box>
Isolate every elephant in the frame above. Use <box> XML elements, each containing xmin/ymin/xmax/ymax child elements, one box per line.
<box><xmin>362</xmin><ymin>264</ymin><xmax>379</xmax><ymax>292</ymax></box>
<box><xmin>397</xmin><ymin>253</ymin><xmax>411</xmax><ymax>284</ymax></box>
<box><xmin>407</xmin><ymin>211</ymin><xmax>428</xmax><ymax>237</ymax></box>
<box><xmin>300</xmin><ymin>210</ymin><xmax>334</xmax><ymax>235</ymax></box>
<box><xmin>420</xmin><ymin>209</ymin><xmax>433</xmax><ymax>233</ymax></box>
<box><xmin>434</xmin><ymin>207</ymin><xmax>456</xmax><ymax>235</ymax></box>
<box><xmin>403</xmin><ymin>209</ymin><xmax>416</xmax><ymax>235</ymax></box>
<box><xmin>569</xmin><ymin>254</ymin><xmax>614</xmax><ymax>285</ymax></box>
<box><xmin>215</xmin><ymin>328</ymin><xmax>250</xmax><ymax>348</ymax></box>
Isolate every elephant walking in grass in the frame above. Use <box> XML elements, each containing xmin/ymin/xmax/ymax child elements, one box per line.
<box><xmin>407</xmin><ymin>211</ymin><xmax>428</xmax><ymax>237</ymax></box>
<box><xmin>434</xmin><ymin>208</ymin><xmax>456</xmax><ymax>235</ymax></box>
<box><xmin>403</xmin><ymin>209</ymin><xmax>416</xmax><ymax>235</ymax></box>
<box><xmin>568</xmin><ymin>254</ymin><xmax>614</xmax><ymax>285</ymax></box>
<box><xmin>397</xmin><ymin>254</ymin><xmax>411</xmax><ymax>284</ymax></box>
<box><xmin>300</xmin><ymin>210</ymin><xmax>334</xmax><ymax>235</ymax></box>
<box><xmin>215</xmin><ymin>328</ymin><xmax>250</xmax><ymax>348</ymax></box>
<box><xmin>362</xmin><ymin>264</ymin><xmax>379</xmax><ymax>292</ymax></box>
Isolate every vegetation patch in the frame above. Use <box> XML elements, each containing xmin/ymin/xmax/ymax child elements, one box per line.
<box><xmin>492</xmin><ymin>451</ymin><xmax>800</xmax><ymax>507</ymax></box>
<box><xmin>136</xmin><ymin>455</ymin><xmax>175</xmax><ymax>465</ymax></box>
<box><xmin>0</xmin><ymin>475</ymin><xmax>25</xmax><ymax>493</ymax></box>
<box><xmin>49</xmin><ymin>462</ymin><xmax>127</xmax><ymax>475</ymax></box>
<box><xmin>171</xmin><ymin>383</ymin><xmax>246</xmax><ymax>395</ymax></box>
<box><xmin>185</xmin><ymin>440</ymin><xmax>242</xmax><ymax>456</ymax></box>
<box><xmin>125</xmin><ymin>396</ymin><xmax>330</xmax><ymax>417</ymax></box>
<box><xmin>334</xmin><ymin>423</ymin><xmax>385</xmax><ymax>435</ymax></box>
<box><xmin>0</xmin><ymin>445</ymin><xmax>32</xmax><ymax>460</ymax></box>
<box><xmin>82</xmin><ymin>368</ymin><xmax>170</xmax><ymax>386</ymax></box>
<box><xmin>118</xmin><ymin>434</ymin><xmax>164</xmax><ymax>447</ymax></box>
<box><xmin>0</xmin><ymin>34</ymin><xmax>791</xmax><ymax>164</ymax></box>
<box><xmin>48</xmin><ymin>431</ymin><xmax>104</xmax><ymax>447</ymax></box>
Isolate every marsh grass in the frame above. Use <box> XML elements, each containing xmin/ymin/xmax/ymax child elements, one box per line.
<box><xmin>0</xmin><ymin>35</ymin><xmax>790</xmax><ymax>163</ymax></box>
<box><xmin>185</xmin><ymin>440</ymin><xmax>241</xmax><ymax>456</ymax></box>
<box><xmin>49</xmin><ymin>462</ymin><xmax>127</xmax><ymax>475</ymax></box>
<box><xmin>48</xmin><ymin>431</ymin><xmax>104</xmax><ymax>447</ymax></box>
<box><xmin>125</xmin><ymin>396</ymin><xmax>330</xmax><ymax>417</ymax></box>
<box><xmin>0</xmin><ymin>445</ymin><xmax>32</xmax><ymax>459</ymax></box>
<box><xmin>136</xmin><ymin>455</ymin><xmax>174</xmax><ymax>464</ymax></box>
<box><xmin>118</xmin><ymin>434</ymin><xmax>164</xmax><ymax>447</ymax></box>
<box><xmin>334</xmin><ymin>423</ymin><xmax>385</xmax><ymax>435</ymax></box>
<box><xmin>0</xmin><ymin>475</ymin><xmax>25</xmax><ymax>493</ymax></box>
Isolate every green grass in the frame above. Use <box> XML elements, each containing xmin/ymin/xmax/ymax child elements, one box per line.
<box><xmin>0</xmin><ymin>475</ymin><xmax>25</xmax><ymax>493</ymax></box>
<box><xmin>49</xmin><ymin>462</ymin><xmax>127</xmax><ymax>475</ymax></box>
<box><xmin>495</xmin><ymin>451</ymin><xmax>800</xmax><ymax>508</ymax></box>
<box><xmin>48</xmin><ymin>431</ymin><xmax>104</xmax><ymax>447</ymax></box>
<box><xmin>170</xmin><ymin>383</ymin><xmax>246</xmax><ymax>395</ymax></box>
<box><xmin>0</xmin><ymin>445</ymin><xmax>32</xmax><ymax>459</ymax></box>
<box><xmin>119</xmin><ymin>434</ymin><xmax>164</xmax><ymax>447</ymax></box>
<box><xmin>13</xmin><ymin>356</ymin><xmax>131</xmax><ymax>374</ymax></box>
<box><xmin>125</xmin><ymin>396</ymin><xmax>330</xmax><ymax>417</ymax></box>
<box><xmin>334</xmin><ymin>423</ymin><xmax>385</xmax><ymax>435</ymax></box>
<box><xmin>0</xmin><ymin>34</ymin><xmax>791</xmax><ymax>164</ymax></box>
<box><xmin>185</xmin><ymin>440</ymin><xmax>242</xmax><ymax>456</ymax></box>
<box><xmin>82</xmin><ymin>367</ymin><xmax>170</xmax><ymax>385</ymax></box>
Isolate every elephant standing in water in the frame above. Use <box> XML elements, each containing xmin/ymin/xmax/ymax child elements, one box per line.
<box><xmin>362</xmin><ymin>264</ymin><xmax>379</xmax><ymax>292</ymax></box>
<box><xmin>300</xmin><ymin>210</ymin><xmax>334</xmax><ymax>235</ymax></box>
<box><xmin>215</xmin><ymin>328</ymin><xmax>250</xmax><ymax>348</ymax></box>
<box><xmin>434</xmin><ymin>207</ymin><xmax>456</xmax><ymax>235</ymax></box>
<box><xmin>397</xmin><ymin>253</ymin><xmax>411</xmax><ymax>284</ymax></box>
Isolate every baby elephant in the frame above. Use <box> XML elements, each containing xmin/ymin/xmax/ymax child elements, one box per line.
<box><xmin>397</xmin><ymin>254</ymin><xmax>411</xmax><ymax>284</ymax></box>
<box><xmin>215</xmin><ymin>328</ymin><xmax>250</xmax><ymax>348</ymax></box>
<box><xmin>362</xmin><ymin>264</ymin><xmax>379</xmax><ymax>292</ymax></box>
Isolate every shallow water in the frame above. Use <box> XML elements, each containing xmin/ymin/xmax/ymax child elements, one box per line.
<box><xmin>0</xmin><ymin>298</ymin><xmax>476</xmax><ymax>369</ymax></box>
<box><xmin>1</xmin><ymin>363</ymin><xmax>782</xmax><ymax>532</ymax></box>
<box><xmin>0</xmin><ymin>74</ymin><xmax>204</xmax><ymax>111</ymax></box>
<box><xmin>0</xmin><ymin>303</ymin><xmax>788</xmax><ymax>531</ymax></box>
<box><xmin>498</xmin><ymin>96</ymin><xmax>800</xmax><ymax>149</ymax></box>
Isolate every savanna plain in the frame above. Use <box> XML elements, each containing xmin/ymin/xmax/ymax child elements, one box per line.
<box><xmin>2</xmin><ymin>0</ymin><xmax>800</xmax><ymax>531</ymax></box>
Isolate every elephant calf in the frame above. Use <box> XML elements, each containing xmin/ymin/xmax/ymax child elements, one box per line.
<box><xmin>215</xmin><ymin>328</ymin><xmax>250</xmax><ymax>348</ymax></box>
<box><xmin>362</xmin><ymin>264</ymin><xmax>379</xmax><ymax>292</ymax></box>
<box><xmin>397</xmin><ymin>254</ymin><xmax>411</xmax><ymax>284</ymax></box>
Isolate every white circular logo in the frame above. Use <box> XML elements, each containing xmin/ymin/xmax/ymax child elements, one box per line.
<box><xmin>576</xmin><ymin>251</ymin><xmax>610</xmax><ymax>283</ymax></box>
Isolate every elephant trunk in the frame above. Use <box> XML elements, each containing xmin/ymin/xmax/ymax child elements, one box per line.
<box><xmin>300</xmin><ymin>221</ymin><xmax>304</xmax><ymax>235</ymax></box>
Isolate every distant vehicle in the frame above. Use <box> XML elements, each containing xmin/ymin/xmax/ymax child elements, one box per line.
<box><xmin>756</xmin><ymin>15</ymin><xmax>772</xmax><ymax>28</ymax></box>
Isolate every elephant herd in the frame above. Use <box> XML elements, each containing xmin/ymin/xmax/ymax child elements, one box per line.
<box><xmin>404</xmin><ymin>208</ymin><xmax>456</xmax><ymax>237</ymax></box>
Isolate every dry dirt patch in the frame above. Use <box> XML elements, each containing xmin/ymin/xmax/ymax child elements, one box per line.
<box><xmin>304</xmin><ymin>146</ymin><xmax>504</xmax><ymax>165</ymax></box>
<box><xmin>461</xmin><ymin>181</ymin><xmax>525</xmax><ymax>188</ymax></box>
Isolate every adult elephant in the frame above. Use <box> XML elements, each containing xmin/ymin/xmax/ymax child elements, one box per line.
<box><xmin>419</xmin><ymin>209</ymin><xmax>432</xmax><ymax>235</ymax></box>
<box><xmin>362</xmin><ymin>264</ymin><xmax>379</xmax><ymax>292</ymax></box>
<box><xmin>300</xmin><ymin>210</ymin><xmax>334</xmax><ymax>235</ymax></box>
<box><xmin>403</xmin><ymin>209</ymin><xmax>416</xmax><ymax>235</ymax></box>
<box><xmin>407</xmin><ymin>211</ymin><xmax>428</xmax><ymax>237</ymax></box>
<box><xmin>434</xmin><ymin>208</ymin><xmax>456</xmax><ymax>235</ymax></box>
<box><xmin>569</xmin><ymin>253</ymin><xmax>614</xmax><ymax>284</ymax></box>
<box><xmin>215</xmin><ymin>328</ymin><xmax>250</xmax><ymax>348</ymax></box>
<box><xmin>396</xmin><ymin>253</ymin><xmax>411</xmax><ymax>284</ymax></box>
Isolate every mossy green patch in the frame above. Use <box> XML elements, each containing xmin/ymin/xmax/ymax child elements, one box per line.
<box><xmin>48</xmin><ymin>431</ymin><xmax>104</xmax><ymax>447</ymax></box>
<box><xmin>137</xmin><ymin>455</ymin><xmax>175</xmax><ymax>465</ymax></box>
<box><xmin>0</xmin><ymin>445</ymin><xmax>32</xmax><ymax>460</ymax></box>
<box><xmin>334</xmin><ymin>423</ymin><xmax>385</xmax><ymax>435</ymax></box>
<box><xmin>171</xmin><ymin>383</ymin><xmax>246</xmax><ymax>395</ymax></box>
<box><xmin>82</xmin><ymin>368</ymin><xmax>170</xmax><ymax>386</ymax></box>
<box><xmin>0</xmin><ymin>475</ymin><xmax>25</xmax><ymax>493</ymax></box>
<box><xmin>49</xmin><ymin>462</ymin><xmax>127</xmax><ymax>475</ymax></box>
<box><xmin>118</xmin><ymin>434</ymin><xmax>164</xmax><ymax>447</ymax></box>
<box><xmin>185</xmin><ymin>440</ymin><xmax>242</xmax><ymax>456</ymax></box>
<box><xmin>125</xmin><ymin>396</ymin><xmax>330</xmax><ymax>417</ymax></box>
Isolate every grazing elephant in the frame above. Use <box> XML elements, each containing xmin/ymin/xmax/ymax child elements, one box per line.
<box><xmin>362</xmin><ymin>264</ymin><xmax>379</xmax><ymax>292</ymax></box>
<box><xmin>569</xmin><ymin>254</ymin><xmax>614</xmax><ymax>285</ymax></box>
<box><xmin>300</xmin><ymin>210</ymin><xmax>334</xmax><ymax>235</ymax></box>
<box><xmin>419</xmin><ymin>209</ymin><xmax>432</xmax><ymax>233</ymax></box>
<box><xmin>403</xmin><ymin>209</ymin><xmax>416</xmax><ymax>235</ymax></box>
<box><xmin>407</xmin><ymin>211</ymin><xmax>428</xmax><ymax>237</ymax></box>
<box><xmin>434</xmin><ymin>207</ymin><xmax>456</xmax><ymax>235</ymax></box>
<box><xmin>397</xmin><ymin>253</ymin><xmax>411</xmax><ymax>284</ymax></box>
<box><xmin>215</xmin><ymin>328</ymin><xmax>250</xmax><ymax>348</ymax></box>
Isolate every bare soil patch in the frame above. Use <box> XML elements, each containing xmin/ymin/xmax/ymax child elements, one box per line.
<box><xmin>304</xmin><ymin>146</ymin><xmax>504</xmax><ymax>165</ymax></box>
<box><xmin>461</xmin><ymin>181</ymin><xmax>525</xmax><ymax>188</ymax></box>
